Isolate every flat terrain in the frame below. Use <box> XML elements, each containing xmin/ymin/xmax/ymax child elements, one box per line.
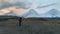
<box><xmin>0</xmin><ymin>18</ymin><xmax>60</xmax><ymax>34</ymax></box>
<box><xmin>0</xmin><ymin>19</ymin><xmax>17</xmax><ymax>34</ymax></box>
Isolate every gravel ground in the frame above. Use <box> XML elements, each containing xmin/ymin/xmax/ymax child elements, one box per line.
<box><xmin>0</xmin><ymin>24</ymin><xmax>17</xmax><ymax>34</ymax></box>
<box><xmin>18</xmin><ymin>22</ymin><xmax>60</xmax><ymax>34</ymax></box>
<box><xmin>0</xmin><ymin>19</ymin><xmax>60</xmax><ymax>34</ymax></box>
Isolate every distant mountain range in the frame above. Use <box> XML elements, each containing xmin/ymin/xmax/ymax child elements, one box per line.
<box><xmin>1</xmin><ymin>9</ymin><xmax>60</xmax><ymax>18</ymax></box>
<box><xmin>4</xmin><ymin>11</ymin><xmax>17</xmax><ymax>16</ymax></box>
<box><xmin>0</xmin><ymin>9</ymin><xmax>60</xmax><ymax>20</ymax></box>
<box><xmin>23</xmin><ymin>9</ymin><xmax>60</xmax><ymax>18</ymax></box>
<box><xmin>3</xmin><ymin>11</ymin><xmax>24</xmax><ymax>17</ymax></box>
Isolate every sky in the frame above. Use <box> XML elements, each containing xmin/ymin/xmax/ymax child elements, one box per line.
<box><xmin>0</xmin><ymin>0</ymin><xmax>60</xmax><ymax>17</ymax></box>
<box><xmin>19</xmin><ymin>0</ymin><xmax>60</xmax><ymax>14</ymax></box>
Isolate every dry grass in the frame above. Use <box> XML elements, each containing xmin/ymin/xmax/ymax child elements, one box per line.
<box><xmin>18</xmin><ymin>18</ymin><xmax>60</xmax><ymax>34</ymax></box>
<box><xmin>0</xmin><ymin>19</ymin><xmax>18</xmax><ymax>26</ymax></box>
<box><xmin>0</xmin><ymin>18</ymin><xmax>60</xmax><ymax>34</ymax></box>
<box><xmin>0</xmin><ymin>18</ymin><xmax>60</xmax><ymax>26</ymax></box>
<box><xmin>22</xmin><ymin>18</ymin><xmax>60</xmax><ymax>25</ymax></box>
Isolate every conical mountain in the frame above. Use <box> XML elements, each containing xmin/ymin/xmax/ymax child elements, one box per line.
<box><xmin>47</xmin><ymin>9</ymin><xmax>59</xmax><ymax>14</ymax></box>
<box><xmin>23</xmin><ymin>9</ymin><xmax>39</xmax><ymax>18</ymax></box>
<box><xmin>40</xmin><ymin>9</ymin><xmax>60</xmax><ymax>17</ymax></box>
